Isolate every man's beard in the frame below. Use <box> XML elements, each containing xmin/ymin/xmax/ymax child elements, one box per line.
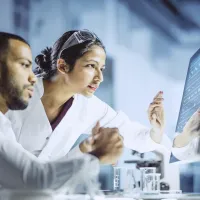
<box><xmin>5</xmin><ymin>80</ymin><xmax>28</xmax><ymax>110</ymax></box>
<box><xmin>0</xmin><ymin>65</ymin><xmax>29</xmax><ymax>110</ymax></box>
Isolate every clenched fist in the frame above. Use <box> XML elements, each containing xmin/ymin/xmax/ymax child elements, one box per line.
<box><xmin>80</xmin><ymin>122</ymin><xmax>124</xmax><ymax>164</ymax></box>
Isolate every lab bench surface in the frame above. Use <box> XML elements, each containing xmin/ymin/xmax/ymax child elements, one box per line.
<box><xmin>105</xmin><ymin>193</ymin><xmax>200</xmax><ymax>200</ymax></box>
<box><xmin>1</xmin><ymin>191</ymin><xmax>200</xmax><ymax>200</ymax></box>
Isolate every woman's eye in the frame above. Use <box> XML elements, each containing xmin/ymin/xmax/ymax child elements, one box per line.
<box><xmin>86</xmin><ymin>64</ymin><xmax>95</xmax><ymax>68</ymax></box>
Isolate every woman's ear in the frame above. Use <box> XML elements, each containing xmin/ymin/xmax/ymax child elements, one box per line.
<box><xmin>57</xmin><ymin>58</ymin><xmax>69</xmax><ymax>74</ymax></box>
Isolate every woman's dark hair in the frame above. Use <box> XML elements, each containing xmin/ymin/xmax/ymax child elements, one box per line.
<box><xmin>35</xmin><ymin>30</ymin><xmax>105</xmax><ymax>80</ymax></box>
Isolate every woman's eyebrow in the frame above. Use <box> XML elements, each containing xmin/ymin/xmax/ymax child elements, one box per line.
<box><xmin>84</xmin><ymin>59</ymin><xmax>99</xmax><ymax>64</ymax></box>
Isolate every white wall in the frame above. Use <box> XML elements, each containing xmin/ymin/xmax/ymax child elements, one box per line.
<box><xmin>0</xmin><ymin>0</ymin><xmax>13</xmax><ymax>32</ymax></box>
<box><xmin>101</xmin><ymin>0</ymin><xmax>189</xmax><ymax>189</ymax></box>
<box><xmin>108</xmin><ymin>44</ymin><xmax>181</xmax><ymax>189</ymax></box>
<box><xmin>29</xmin><ymin>0</ymin><xmax>67</xmax><ymax>61</ymax></box>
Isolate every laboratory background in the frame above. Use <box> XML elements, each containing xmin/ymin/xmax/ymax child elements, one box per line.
<box><xmin>1</xmin><ymin>0</ymin><xmax>200</xmax><ymax>194</ymax></box>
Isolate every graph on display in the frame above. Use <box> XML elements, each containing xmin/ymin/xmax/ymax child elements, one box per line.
<box><xmin>176</xmin><ymin>49</ymin><xmax>200</xmax><ymax>133</ymax></box>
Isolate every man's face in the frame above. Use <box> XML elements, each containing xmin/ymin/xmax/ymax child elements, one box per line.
<box><xmin>0</xmin><ymin>39</ymin><xmax>36</xmax><ymax>110</ymax></box>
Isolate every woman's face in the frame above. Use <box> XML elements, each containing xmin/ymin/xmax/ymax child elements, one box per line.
<box><xmin>64</xmin><ymin>45</ymin><xmax>106</xmax><ymax>97</ymax></box>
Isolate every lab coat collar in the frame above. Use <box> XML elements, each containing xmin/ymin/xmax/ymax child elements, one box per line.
<box><xmin>19</xmin><ymin>78</ymin><xmax>81</xmax><ymax>161</ymax></box>
<box><xmin>37</xmin><ymin>94</ymin><xmax>82</xmax><ymax>160</ymax></box>
<box><xmin>0</xmin><ymin>111</ymin><xmax>11</xmax><ymax>125</ymax></box>
<box><xmin>0</xmin><ymin>111</ymin><xmax>17</xmax><ymax>141</ymax></box>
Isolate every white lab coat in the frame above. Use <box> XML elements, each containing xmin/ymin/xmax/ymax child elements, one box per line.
<box><xmin>6</xmin><ymin>78</ymin><xmax>171</xmax><ymax>161</ymax></box>
<box><xmin>0</xmin><ymin>111</ymin><xmax>100</xmax><ymax>190</ymax></box>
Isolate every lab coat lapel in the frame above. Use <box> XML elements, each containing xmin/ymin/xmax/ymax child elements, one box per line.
<box><xmin>38</xmin><ymin>95</ymin><xmax>84</xmax><ymax>160</ymax></box>
<box><xmin>18</xmin><ymin>99</ymin><xmax>52</xmax><ymax>152</ymax></box>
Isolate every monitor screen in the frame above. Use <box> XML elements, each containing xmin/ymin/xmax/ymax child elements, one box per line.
<box><xmin>176</xmin><ymin>49</ymin><xmax>200</xmax><ymax>134</ymax></box>
<box><xmin>170</xmin><ymin>48</ymin><xmax>200</xmax><ymax>163</ymax></box>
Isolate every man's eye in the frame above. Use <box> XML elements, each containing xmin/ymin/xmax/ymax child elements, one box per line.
<box><xmin>21</xmin><ymin>63</ymin><xmax>29</xmax><ymax>68</ymax></box>
<box><xmin>101</xmin><ymin>68</ymin><xmax>105</xmax><ymax>72</ymax></box>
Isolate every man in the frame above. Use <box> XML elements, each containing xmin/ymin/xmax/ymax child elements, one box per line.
<box><xmin>0</xmin><ymin>32</ymin><xmax>123</xmax><ymax>190</ymax></box>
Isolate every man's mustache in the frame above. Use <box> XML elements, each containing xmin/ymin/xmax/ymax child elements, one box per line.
<box><xmin>23</xmin><ymin>85</ymin><xmax>34</xmax><ymax>90</ymax></box>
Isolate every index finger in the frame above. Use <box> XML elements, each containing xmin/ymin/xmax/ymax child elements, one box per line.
<box><xmin>186</xmin><ymin>109</ymin><xmax>200</xmax><ymax>124</ymax></box>
<box><xmin>193</xmin><ymin>108</ymin><xmax>200</xmax><ymax>118</ymax></box>
<box><xmin>153</xmin><ymin>91</ymin><xmax>163</xmax><ymax>99</ymax></box>
<box><xmin>92</xmin><ymin>121</ymin><xmax>100</xmax><ymax>136</ymax></box>
<box><xmin>184</xmin><ymin>109</ymin><xmax>200</xmax><ymax>130</ymax></box>
<box><xmin>119</xmin><ymin>134</ymin><xmax>124</xmax><ymax>141</ymax></box>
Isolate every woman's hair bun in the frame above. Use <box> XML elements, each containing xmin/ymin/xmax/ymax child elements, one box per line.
<box><xmin>35</xmin><ymin>47</ymin><xmax>52</xmax><ymax>71</ymax></box>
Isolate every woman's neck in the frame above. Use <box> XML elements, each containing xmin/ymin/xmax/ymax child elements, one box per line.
<box><xmin>41</xmin><ymin>78</ymin><xmax>74</xmax><ymax>110</ymax></box>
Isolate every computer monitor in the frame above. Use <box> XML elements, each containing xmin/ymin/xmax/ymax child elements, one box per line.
<box><xmin>170</xmin><ymin>48</ymin><xmax>200</xmax><ymax>163</ymax></box>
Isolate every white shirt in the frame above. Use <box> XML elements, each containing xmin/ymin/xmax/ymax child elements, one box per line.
<box><xmin>6</xmin><ymin>78</ymin><xmax>171</xmax><ymax>161</ymax></box>
<box><xmin>0</xmin><ymin>111</ymin><xmax>99</xmax><ymax>190</ymax></box>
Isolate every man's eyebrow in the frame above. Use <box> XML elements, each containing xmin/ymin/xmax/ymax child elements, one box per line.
<box><xmin>17</xmin><ymin>58</ymin><xmax>32</xmax><ymax>64</ymax></box>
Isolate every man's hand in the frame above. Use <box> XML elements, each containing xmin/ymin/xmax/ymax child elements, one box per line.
<box><xmin>173</xmin><ymin>109</ymin><xmax>200</xmax><ymax>147</ymax></box>
<box><xmin>80</xmin><ymin>122</ymin><xmax>124</xmax><ymax>164</ymax></box>
<box><xmin>147</xmin><ymin>91</ymin><xmax>165</xmax><ymax>143</ymax></box>
<box><xmin>79</xmin><ymin>136</ymin><xmax>95</xmax><ymax>154</ymax></box>
<box><xmin>91</xmin><ymin>126</ymin><xmax>124</xmax><ymax>164</ymax></box>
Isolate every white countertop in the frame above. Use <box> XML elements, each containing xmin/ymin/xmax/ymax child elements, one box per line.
<box><xmin>1</xmin><ymin>190</ymin><xmax>200</xmax><ymax>200</ymax></box>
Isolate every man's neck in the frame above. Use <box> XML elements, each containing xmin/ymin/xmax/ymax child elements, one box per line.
<box><xmin>0</xmin><ymin>98</ymin><xmax>8</xmax><ymax>114</ymax></box>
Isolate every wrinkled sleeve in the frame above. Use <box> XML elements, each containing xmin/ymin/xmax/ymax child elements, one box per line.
<box><xmin>0</xmin><ymin>134</ymin><xmax>99</xmax><ymax>190</ymax></box>
<box><xmin>84</xmin><ymin>96</ymin><xmax>171</xmax><ymax>153</ymax></box>
<box><xmin>65</xmin><ymin>145</ymin><xmax>84</xmax><ymax>160</ymax></box>
<box><xmin>100</xmin><ymin>110</ymin><xmax>171</xmax><ymax>153</ymax></box>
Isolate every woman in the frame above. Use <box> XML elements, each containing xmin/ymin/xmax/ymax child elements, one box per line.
<box><xmin>6</xmin><ymin>30</ymin><xmax>170</xmax><ymax>162</ymax></box>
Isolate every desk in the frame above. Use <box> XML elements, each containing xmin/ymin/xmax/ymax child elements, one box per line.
<box><xmin>105</xmin><ymin>193</ymin><xmax>200</xmax><ymax>200</ymax></box>
<box><xmin>1</xmin><ymin>191</ymin><xmax>200</xmax><ymax>200</ymax></box>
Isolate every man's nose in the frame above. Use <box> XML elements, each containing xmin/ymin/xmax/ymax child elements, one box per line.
<box><xmin>29</xmin><ymin>71</ymin><xmax>37</xmax><ymax>85</ymax></box>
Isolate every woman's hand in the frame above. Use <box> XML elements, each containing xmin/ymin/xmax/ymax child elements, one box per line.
<box><xmin>147</xmin><ymin>91</ymin><xmax>165</xmax><ymax>143</ymax></box>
